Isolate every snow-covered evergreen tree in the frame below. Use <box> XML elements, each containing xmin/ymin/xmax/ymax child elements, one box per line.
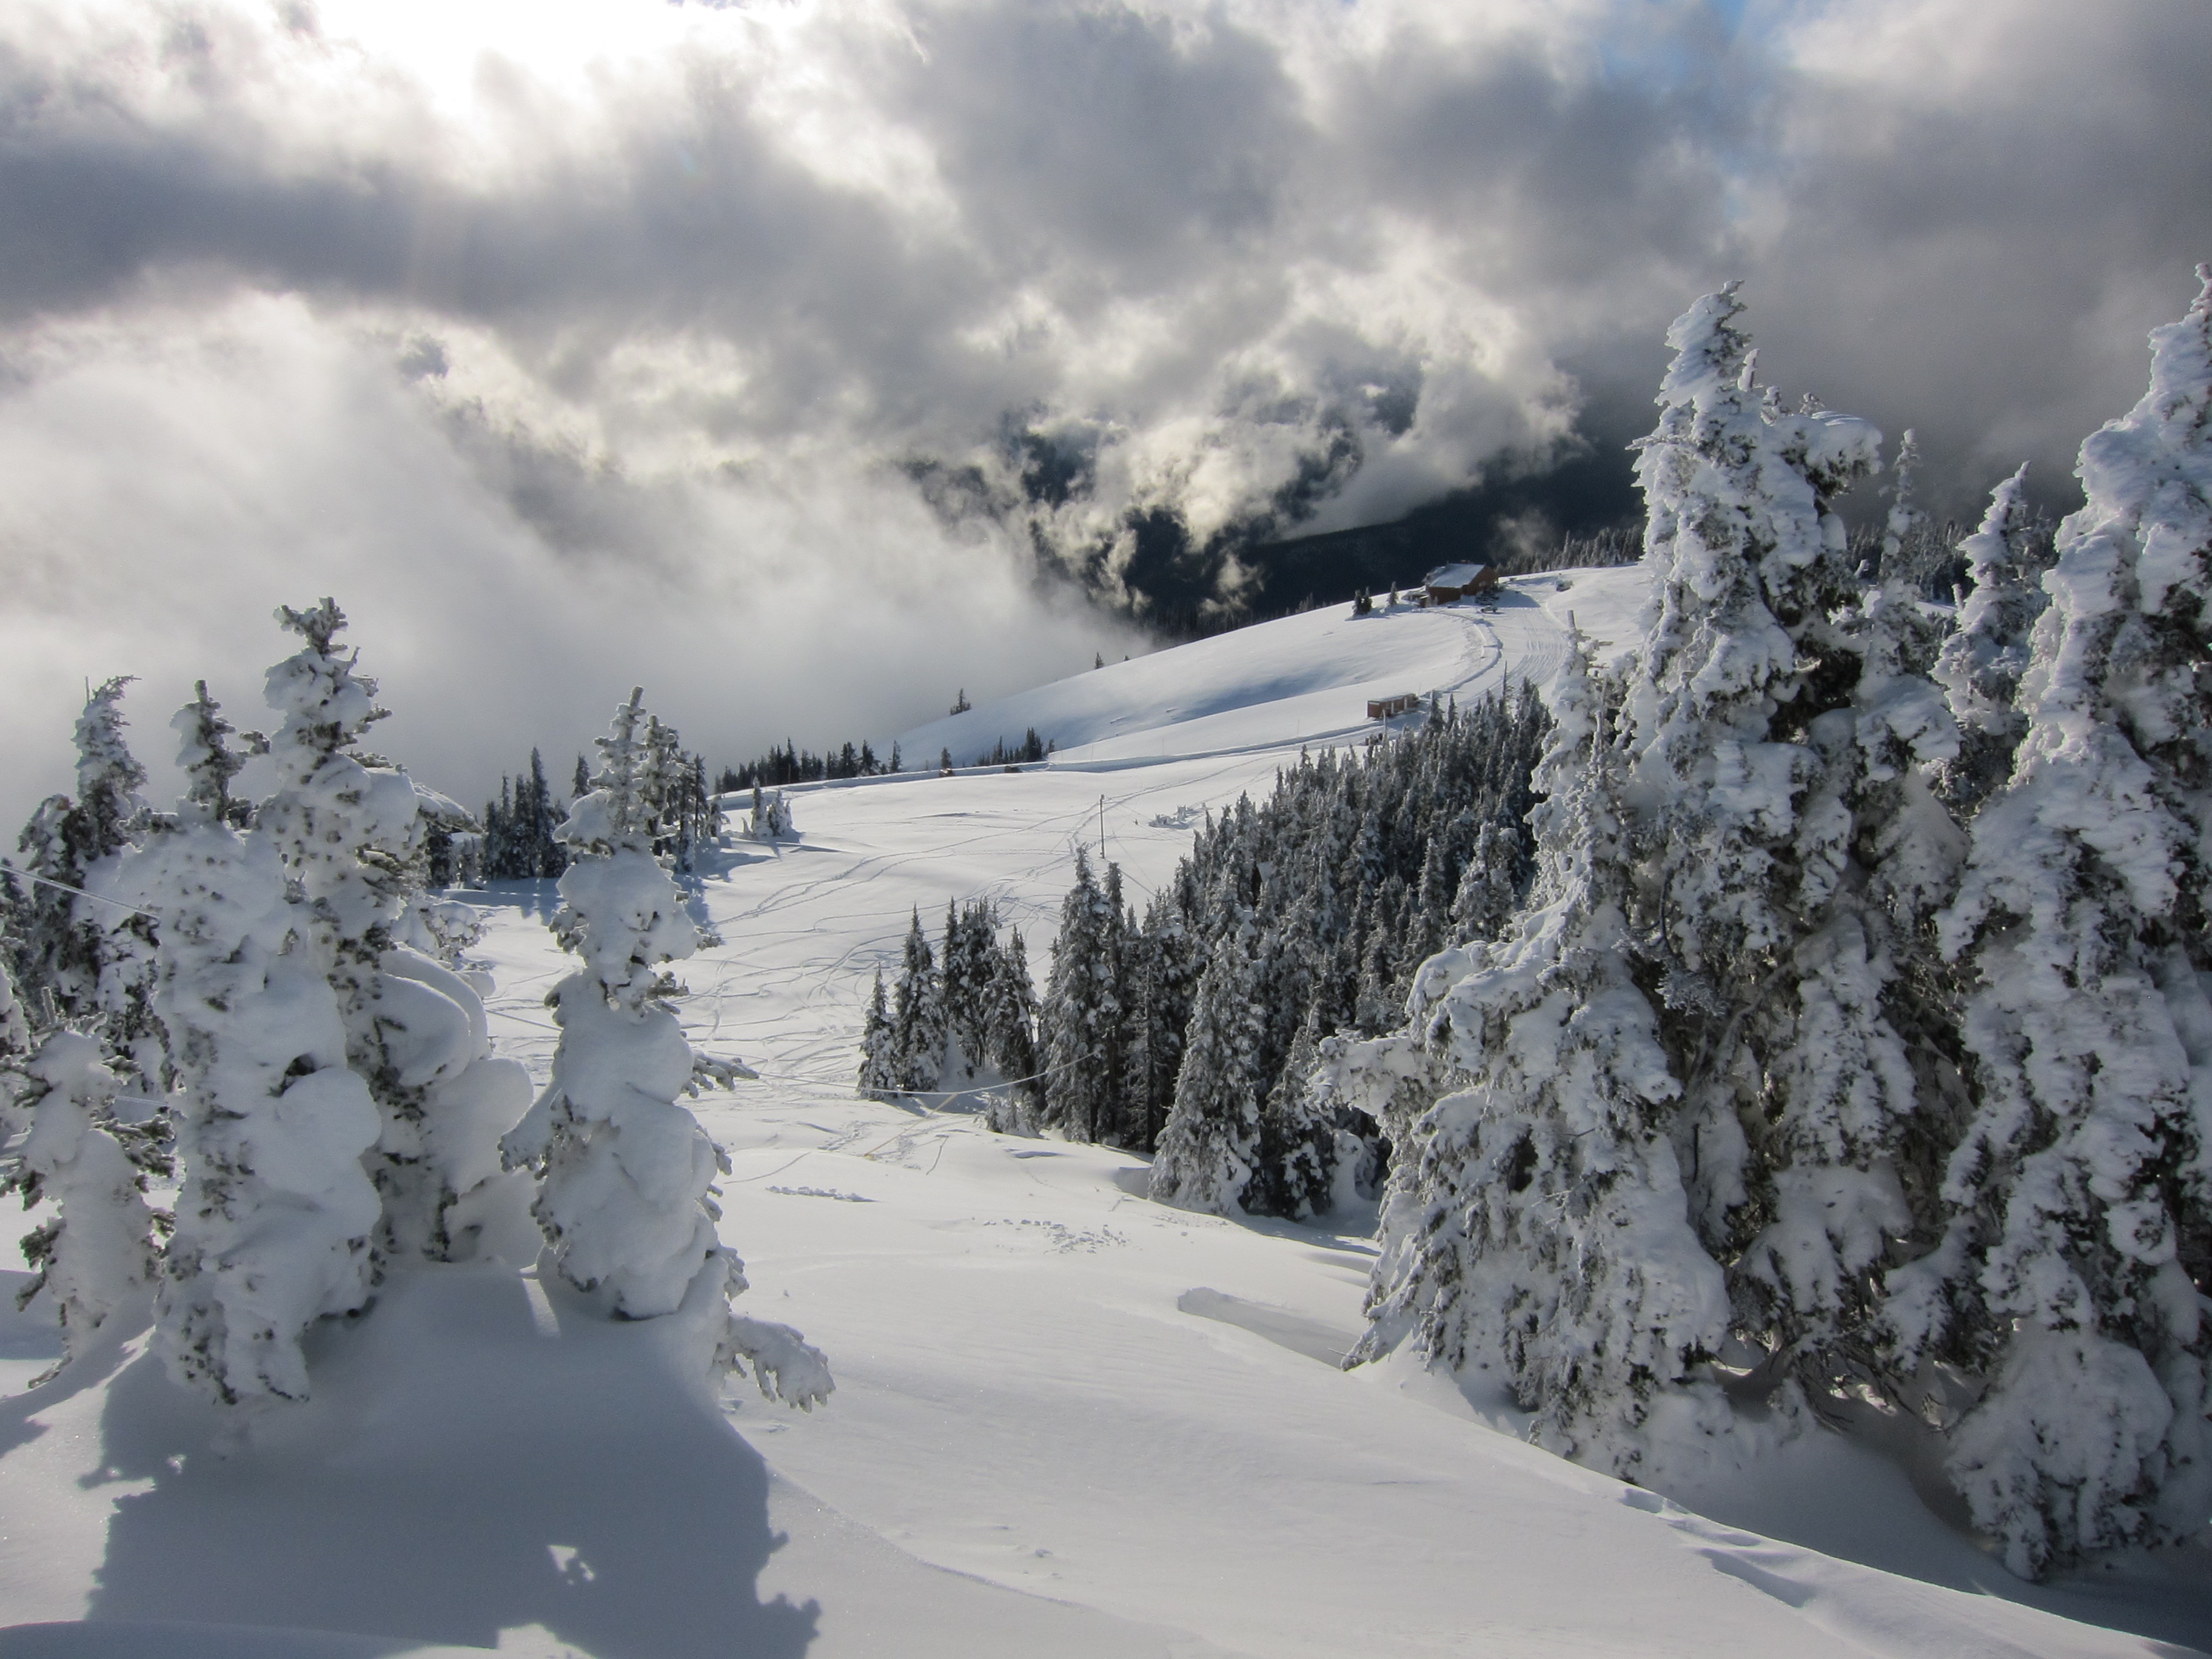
<box><xmin>1338</xmin><ymin>286</ymin><xmax>1968</xmax><ymax>1480</ymax></box>
<box><xmin>1041</xmin><ymin>850</ymin><xmax>1123</xmax><ymax>1141</ymax></box>
<box><xmin>1126</xmin><ymin>893</ymin><xmax>1196</xmax><ymax>1151</ymax></box>
<box><xmin>1341</xmin><ymin>637</ymin><xmax>1732</xmax><ymax>1476</ymax></box>
<box><xmin>1932</xmin><ymin>466</ymin><xmax>2049</xmax><ymax>814</ymax></box>
<box><xmin>1874</xmin><ymin>427</ymin><xmax>1923</xmax><ymax>580</ymax></box>
<box><xmin>1729</xmin><ymin>571</ymin><xmax>1959</xmax><ymax>1399</ymax></box>
<box><xmin>890</xmin><ymin>907</ymin><xmax>947</xmax><ymax>1092</ymax></box>
<box><xmin>1896</xmin><ymin>268</ymin><xmax>2212</xmax><ymax>1578</ymax></box>
<box><xmin>857</xmin><ymin>970</ymin><xmax>897</xmax><ymax>1098</ymax></box>
<box><xmin>255</xmin><ymin>600</ymin><xmax>526</xmax><ymax>1267</ymax></box>
<box><xmin>124</xmin><ymin>687</ymin><xmax>383</xmax><ymax>1407</ymax></box>
<box><xmin>5</xmin><ymin>678</ymin><xmax>158</xmax><ymax>1091</ymax></box>
<box><xmin>745</xmin><ymin>785</ymin><xmax>793</xmax><ymax>842</ymax></box>
<box><xmin>1150</xmin><ymin>914</ymin><xmax>1264</xmax><ymax>1216</ymax></box>
<box><xmin>981</xmin><ymin>926</ymin><xmax>1041</xmax><ymax>1103</ymax></box>
<box><xmin>2</xmin><ymin>1030</ymin><xmax>160</xmax><ymax>1373</ymax></box>
<box><xmin>501</xmin><ymin>688</ymin><xmax>828</xmax><ymax>1407</ymax></box>
<box><xmin>940</xmin><ymin>899</ymin><xmax>991</xmax><ymax>1082</ymax></box>
<box><xmin>1252</xmin><ymin>1009</ymin><xmax>1334</xmax><ymax>1219</ymax></box>
<box><xmin>1617</xmin><ymin>284</ymin><xmax>1885</xmax><ymax>1270</ymax></box>
<box><xmin>1447</xmin><ymin>821</ymin><xmax>1523</xmax><ymax>944</ymax></box>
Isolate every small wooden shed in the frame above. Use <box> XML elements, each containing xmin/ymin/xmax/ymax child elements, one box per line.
<box><xmin>1423</xmin><ymin>562</ymin><xmax>1498</xmax><ymax>605</ymax></box>
<box><xmin>1367</xmin><ymin>692</ymin><xmax>1421</xmax><ymax>720</ymax></box>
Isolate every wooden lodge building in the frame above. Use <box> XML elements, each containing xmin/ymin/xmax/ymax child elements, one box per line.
<box><xmin>1421</xmin><ymin>562</ymin><xmax>1498</xmax><ymax>605</ymax></box>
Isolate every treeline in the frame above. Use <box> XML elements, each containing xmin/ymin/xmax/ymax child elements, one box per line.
<box><xmin>469</xmin><ymin>728</ymin><xmax>721</xmax><ymax>883</ymax></box>
<box><xmin>470</xmin><ymin>749</ymin><xmax>577</xmax><ymax>882</ymax></box>
<box><xmin>719</xmin><ymin>739</ymin><xmax>899</xmax><ymax>791</ymax></box>
<box><xmin>1486</xmin><ymin>521</ymin><xmax>1643</xmax><ymax>577</ymax></box>
<box><xmin>946</xmin><ymin>687</ymin><xmax>1552</xmax><ymax>1216</ymax></box>
<box><xmin>971</xmin><ymin>728</ymin><xmax>1050</xmax><ymax>768</ymax></box>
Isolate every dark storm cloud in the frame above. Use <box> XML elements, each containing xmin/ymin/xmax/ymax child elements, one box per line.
<box><xmin>1736</xmin><ymin>0</ymin><xmax>2212</xmax><ymax>521</ymax></box>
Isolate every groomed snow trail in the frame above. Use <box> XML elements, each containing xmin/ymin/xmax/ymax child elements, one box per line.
<box><xmin>4</xmin><ymin>571</ymin><xmax>2207</xmax><ymax>1657</ymax></box>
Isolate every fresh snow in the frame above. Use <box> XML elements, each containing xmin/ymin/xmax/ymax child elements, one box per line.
<box><xmin>3</xmin><ymin>570</ymin><xmax>2207</xmax><ymax>1657</ymax></box>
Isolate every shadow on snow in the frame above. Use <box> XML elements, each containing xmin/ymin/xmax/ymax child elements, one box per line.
<box><xmin>72</xmin><ymin>1267</ymin><xmax>816</xmax><ymax>1658</ymax></box>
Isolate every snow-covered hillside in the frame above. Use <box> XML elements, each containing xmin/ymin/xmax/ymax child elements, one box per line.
<box><xmin>894</xmin><ymin>572</ymin><xmax>1634</xmax><ymax>772</ymax></box>
<box><xmin>3</xmin><ymin>569</ymin><xmax>2208</xmax><ymax>1658</ymax></box>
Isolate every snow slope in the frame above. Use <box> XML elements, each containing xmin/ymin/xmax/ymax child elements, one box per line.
<box><xmin>4</xmin><ymin>569</ymin><xmax>2208</xmax><ymax>1658</ymax></box>
<box><xmin>894</xmin><ymin>577</ymin><xmax>1609</xmax><ymax>771</ymax></box>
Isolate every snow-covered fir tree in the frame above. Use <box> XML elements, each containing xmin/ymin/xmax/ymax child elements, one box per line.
<box><xmin>866</xmin><ymin>899</ymin><xmax>1039</xmax><ymax>1104</ymax></box>
<box><xmin>1150</xmin><ymin>911</ymin><xmax>1266</xmax><ymax>1216</ymax></box>
<box><xmin>1124</xmin><ymin>891</ymin><xmax>1196</xmax><ymax>1151</ymax></box>
<box><xmin>940</xmin><ymin>898</ymin><xmax>994</xmax><ymax>1083</ymax></box>
<box><xmin>1340</xmin><ymin>636</ymin><xmax>1732</xmax><ymax>1476</ymax></box>
<box><xmin>857</xmin><ymin>969</ymin><xmax>897</xmax><ymax>1098</ymax></box>
<box><xmin>1338</xmin><ymin>285</ymin><xmax>1967</xmax><ymax>1481</ymax></box>
<box><xmin>1932</xmin><ymin>466</ymin><xmax>2050</xmax><ymax>814</ymax></box>
<box><xmin>1041</xmin><ymin>849</ymin><xmax>1122</xmax><ymax>1141</ymax></box>
<box><xmin>479</xmin><ymin>749</ymin><xmax>569</xmax><ymax>882</ymax></box>
<box><xmin>984</xmin><ymin>925</ymin><xmax>1042</xmax><ymax>1105</ymax></box>
<box><xmin>1895</xmin><ymin>268</ymin><xmax>2212</xmax><ymax>1578</ymax></box>
<box><xmin>1</xmin><ymin>1030</ymin><xmax>161</xmax><ymax>1374</ymax></box>
<box><xmin>745</xmin><ymin>784</ymin><xmax>793</xmax><ymax>842</ymax></box>
<box><xmin>1612</xmin><ymin>287</ymin><xmax>1918</xmax><ymax>1392</ymax></box>
<box><xmin>890</xmin><ymin>907</ymin><xmax>947</xmax><ymax>1092</ymax></box>
<box><xmin>1252</xmin><ymin>1008</ymin><xmax>1335</xmax><ymax>1219</ymax></box>
<box><xmin>122</xmin><ymin>682</ymin><xmax>383</xmax><ymax>1406</ymax></box>
<box><xmin>255</xmin><ymin>600</ymin><xmax>528</xmax><ymax>1268</ymax></box>
<box><xmin>1029</xmin><ymin>686</ymin><xmax>1549</xmax><ymax>1200</ymax></box>
<box><xmin>501</xmin><ymin>688</ymin><xmax>828</xmax><ymax>1407</ymax></box>
<box><xmin>5</xmin><ymin>677</ymin><xmax>162</xmax><ymax>1098</ymax></box>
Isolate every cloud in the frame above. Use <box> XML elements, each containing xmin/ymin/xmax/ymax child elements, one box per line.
<box><xmin>1744</xmin><ymin>0</ymin><xmax>2212</xmax><ymax>521</ymax></box>
<box><xmin>0</xmin><ymin>0</ymin><xmax>2205</xmax><ymax>822</ymax></box>
<box><xmin>0</xmin><ymin>293</ymin><xmax>1137</xmax><ymax>833</ymax></box>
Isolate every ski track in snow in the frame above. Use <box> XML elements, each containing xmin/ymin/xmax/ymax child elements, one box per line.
<box><xmin>4</xmin><ymin>571</ymin><xmax>2208</xmax><ymax>1658</ymax></box>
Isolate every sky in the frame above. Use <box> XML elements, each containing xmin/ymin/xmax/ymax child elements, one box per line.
<box><xmin>0</xmin><ymin>0</ymin><xmax>2206</xmax><ymax>825</ymax></box>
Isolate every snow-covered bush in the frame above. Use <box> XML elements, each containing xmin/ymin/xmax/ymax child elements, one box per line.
<box><xmin>503</xmin><ymin>688</ymin><xmax>829</xmax><ymax>1409</ymax></box>
<box><xmin>1897</xmin><ymin>267</ymin><xmax>2212</xmax><ymax>1578</ymax></box>
<box><xmin>744</xmin><ymin>785</ymin><xmax>793</xmax><ymax>841</ymax></box>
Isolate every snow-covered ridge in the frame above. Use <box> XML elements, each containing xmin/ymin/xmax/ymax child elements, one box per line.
<box><xmin>893</xmin><ymin>568</ymin><xmax>1649</xmax><ymax>772</ymax></box>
